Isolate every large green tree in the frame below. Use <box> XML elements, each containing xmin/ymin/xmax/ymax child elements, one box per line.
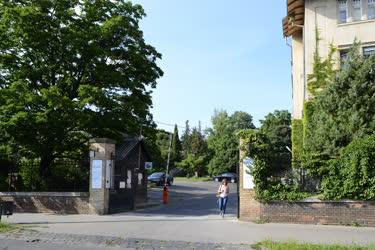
<box><xmin>176</xmin><ymin>125</ymin><xmax>208</xmax><ymax>177</ymax></box>
<box><xmin>207</xmin><ymin>110</ymin><xmax>255</xmax><ymax>176</ymax></box>
<box><xmin>0</xmin><ymin>0</ymin><xmax>163</xmax><ymax>178</ymax></box>
<box><xmin>303</xmin><ymin>44</ymin><xmax>375</xmax><ymax>177</ymax></box>
<box><xmin>259</xmin><ymin>110</ymin><xmax>291</xmax><ymax>172</ymax></box>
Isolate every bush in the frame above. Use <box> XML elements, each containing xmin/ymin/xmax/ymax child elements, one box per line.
<box><xmin>322</xmin><ymin>134</ymin><xmax>375</xmax><ymax>200</ymax></box>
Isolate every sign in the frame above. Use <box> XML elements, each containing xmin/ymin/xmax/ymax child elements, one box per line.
<box><xmin>145</xmin><ymin>162</ymin><xmax>153</xmax><ymax>170</ymax></box>
<box><xmin>92</xmin><ymin>160</ymin><xmax>103</xmax><ymax>189</ymax></box>
<box><xmin>243</xmin><ymin>157</ymin><xmax>255</xmax><ymax>189</ymax></box>
<box><xmin>119</xmin><ymin>181</ymin><xmax>126</xmax><ymax>189</ymax></box>
<box><xmin>105</xmin><ymin>160</ymin><xmax>113</xmax><ymax>189</ymax></box>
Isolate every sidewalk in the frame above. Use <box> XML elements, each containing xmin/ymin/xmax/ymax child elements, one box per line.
<box><xmin>3</xmin><ymin>213</ymin><xmax>375</xmax><ymax>246</ymax></box>
<box><xmin>0</xmin><ymin>231</ymin><xmax>251</xmax><ymax>250</ymax></box>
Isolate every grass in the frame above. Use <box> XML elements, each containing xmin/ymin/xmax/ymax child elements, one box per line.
<box><xmin>174</xmin><ymin>176</ymin><xmax>212</xmax><ymax>182</ymax></box>
<box><xmin>0</xmin><ymin>222</ymin><xmax>19</xmax><ymax>233</ymax></box>
<box><xmin>252</xmin><ymin>240</ymin><xmax>375</xmax><ymax>250</ymax></box>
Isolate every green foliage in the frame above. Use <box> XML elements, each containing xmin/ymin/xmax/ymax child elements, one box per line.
<box><xmin>307</xmin><ymin>29</ymin><xmax>337</xmax><ymax>97</ymax></box>
<box><xmin>239</xmin><ymin>110</ymin><xmax>308</xmax><ymax>201</ymax></box>
<box><xmin>291</xmin><ymin>119</ymin><xmax>303</xmax><ymax>168</ymax></box>
<box><xmin>177</xmin><ymin>123</ymin><xmax>209</xmax><ymax>177</ymax></box>
<box><xmin>181</xmin><ymin>121</ymin><xmax>191</xmax><ymax>157</ymax></box>
<box><xmin>303</xmin><ymin>44</ymin><xmax>375</xmax><ymax>178</ymax></box>
<box><xmin>0</xmin><ymin>222</ymin><xmax>19</xmax><ymax>233</ymax></box>
<box><xmin>207</xmin><ymin>110</ymin><xmax>254</xmax><ymax>176</ymax></box>
<box><xmin>239</xmin><ymin>128</ymin><xmax>307</xmax><ymax>201</ymax></box>
<box><xmin>253</xmin><ymin>239</ymin><xmax>374</xmax><ymax>250</ymax></box>
<box><xmin>171</xmin><ymin>125</ymin><xmax>182</xmax><ymax>165</ymax></box>
<box><xmin>259</xmin><ymin>110</ymin><xmax>291</xmax><ymax>172</ymax></box>
<box><xmin>0</xmin><ymin>0</ymin><xmax>162</xmax><ymax>177</ymax></box>
<box><xmin>148</xmin><ymin>129</ymin><xmax>171</xmax><ymax>171</ymax></box>
<box><xmin>176</xmin><ymin>154</ymin><xmax>207</xmax><ymax>177</ymax></box>
<box><xmin>322</xmin><ymin>134</ymin><xmax>375</xmax><ymax>200</ymax></box>
<box><xmin>19</xmin><ymin>159</ymin><xmax>43</xmax><ymax>191</ymax></box>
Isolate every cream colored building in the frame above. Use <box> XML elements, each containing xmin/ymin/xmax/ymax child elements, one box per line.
<box><xmin>283</xmin><ymin>0</ymin><xmax>375</xmax><ymax>119</ymax></box>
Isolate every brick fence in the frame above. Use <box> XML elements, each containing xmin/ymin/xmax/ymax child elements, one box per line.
<box><xmin>0</xmin><ymin>192</ymin><xmax>90</xmax><ymax>214</ymax></box>
<box><xmin>239</xmin><ymin>198</ymin><xmax>375</xmax><ymax>227</ymax></box>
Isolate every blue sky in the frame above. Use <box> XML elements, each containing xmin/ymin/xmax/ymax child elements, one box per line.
<box><xmin>132</xmin><ymin>0</ymin><xmax>291</xmax><ymax>132</ymax></box>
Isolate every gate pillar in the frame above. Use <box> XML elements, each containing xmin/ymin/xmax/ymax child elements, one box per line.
<box><xmin>89</xmin><ymin>138</ymin><xmax>115</xmax><ymax>215</ymax></box>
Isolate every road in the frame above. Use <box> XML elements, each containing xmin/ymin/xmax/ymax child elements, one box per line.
<box><xmin>1</xmin><ymin>180</ymin><xmax>375</xmax><ymax>249</ymax></box>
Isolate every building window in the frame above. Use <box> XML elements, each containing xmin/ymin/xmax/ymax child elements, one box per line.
<box><xmin>340</xmin><ymin>50</ymin><xmax>350</xmax><ymax>63</ymax></box>
<box><xmin>363</xmin><ymin>46</ymin><xmax>375</xmax><ymax>58</ymax></box>
<box><xmin>369</xmin><ymin>0</ymin><xmax>375</xmax><ymax>19</ymax></box>
<box><xmin>352</xmin><ymin>0</ymin><xmax>363</xmax><ymax>21</ymax></box>
<box><xmin>338</xmin><ymin>0</ymin><xmax>348</xmax><ymax>23</ymax></box>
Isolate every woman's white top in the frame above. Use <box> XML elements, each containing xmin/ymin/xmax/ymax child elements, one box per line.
<box><xmin>218</xmin><ymin>185</ymin><xmax>229</xmax><ymax>198</ymax></box>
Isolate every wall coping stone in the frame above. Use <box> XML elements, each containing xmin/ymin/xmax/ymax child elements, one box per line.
<box><xmin>0</xmin><ymin>192</ymin><xmax>89</xmax><ymax>197</ymax></box>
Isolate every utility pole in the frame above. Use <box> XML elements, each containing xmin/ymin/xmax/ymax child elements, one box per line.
<box><xmin>165</xmin><ymin>133</ymin><xmax>173</xmax><ymax>185</ymax></box>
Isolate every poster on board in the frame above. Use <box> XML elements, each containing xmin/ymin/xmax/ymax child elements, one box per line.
<box><xmin>92</xmin><ymin>160</ymin><xmax>103</xmax><ymax>189</ymax></box>
<box><xmin>243</xmin><ymin>157</ymin><xmax>255</xmax><ymax>189</ymax></box>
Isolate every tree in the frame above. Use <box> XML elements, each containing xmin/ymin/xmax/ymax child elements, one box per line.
<box><xmin>303</xmin><ymin>44</ymin><xmax>375</xmax><ymax>177</ymax></box>
<box><xmin>0</xmin><ymin>0</ymin><xmax>163</xmax><ymax>179</ymax></box>
<box><xmin>259</xmin><ymin>110</ymin><xmax>291</xmax><ymax>172</ymax></box>
<box><xmin>171</xmin><ymin>125</ymin><xmax>182</xmax><ymax>167</ymax></box>
<box><xmin>176</xmin><ymin>154</ymin><xmax>207</xmax><ymax>178</ymax></box>
<box><xmin>181</xmin><ymin>120</ymin><xmax>191</xmax><ymax>157</ymax></box>
<box><xmin>207</xmin><ymin>110</ymin><xmax>255</xmax><ymax>176</ymax></box>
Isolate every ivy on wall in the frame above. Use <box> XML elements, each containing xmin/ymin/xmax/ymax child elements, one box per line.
<box><xmin>291</xmin><ymin>119</ymin><xmax>303</xmax><ymax>169</ymax></box>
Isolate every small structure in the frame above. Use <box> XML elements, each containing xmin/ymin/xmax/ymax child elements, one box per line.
<box><xmin>109</xmin><ymin>136</ymin><xmax>151</xmax><ymax>213</ymax></box>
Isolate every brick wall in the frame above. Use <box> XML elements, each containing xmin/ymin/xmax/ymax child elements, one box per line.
<box><xmin>0</xmin><ymin>192</ymin><xmax>90</xmax><ymax>214</ymax></box>
<box><xmin>239</xmin><ymin>141</ymin><xmax>375</xmax><ymax>227</ymax></box>
<box><xmin>257</xmin><ymin>200</ymin><xmax>375</xmax><ymax>226</ymax></box>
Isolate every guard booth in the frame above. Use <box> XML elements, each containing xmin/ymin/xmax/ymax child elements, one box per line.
<box><xmin>109</xmin><ymin>136</ymin><xmax>151</xmax><ymax>213</ymax></box>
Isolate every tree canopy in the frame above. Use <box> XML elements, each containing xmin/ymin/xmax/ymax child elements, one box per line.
<box><xmin>207</xmin><ymin>110</ymin><xmax>255</xmax><ymax>176</ymax></box>
<box><xmin>0</xmin><ymin>0</ymin><xmax>163</xmax><ymax>178</ymax></box>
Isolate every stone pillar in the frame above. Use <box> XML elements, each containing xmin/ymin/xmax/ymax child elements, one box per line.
<box><xmin>89</xmin><ymin>138</ymin><xmax>116</xmax><ymax>215</ymax></box>
<box><xmin>239</xmin><ymin>139</ymin><xmax>261</xmax><ymax>221</ymax></box>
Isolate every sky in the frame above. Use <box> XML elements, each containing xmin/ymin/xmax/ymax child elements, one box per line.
<box><xmin>131</xmin><ymin>0</ymin><xmax>291</xmax><ymax>132</ymax></box>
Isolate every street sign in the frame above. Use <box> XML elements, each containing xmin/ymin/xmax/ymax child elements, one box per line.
<box><xmin>145</xmin><ymin>162</ymin><xmax>153</xmax><ymax>170</ymax></box>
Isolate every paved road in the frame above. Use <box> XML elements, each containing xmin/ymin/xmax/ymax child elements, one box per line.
<box><xmin>2</xmin><ymin>180</ymin><xmax>375</xmax><ymax>248</ymax></box>
<box><xmin>139</xmin><ymin>180</ymin><xmax>238</xmax><ymax>218</ymax></box>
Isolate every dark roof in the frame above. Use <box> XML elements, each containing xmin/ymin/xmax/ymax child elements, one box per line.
<box><xmin>116</xmin><ymin>136</ymin><xmax>151</xmax><ymax>161</ymax></box>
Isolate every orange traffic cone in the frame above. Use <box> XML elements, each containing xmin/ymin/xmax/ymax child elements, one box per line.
<box><xmin>163</xmin><ymin>185</ymin><xmax>169</xmax><ymax>204</ymax></box>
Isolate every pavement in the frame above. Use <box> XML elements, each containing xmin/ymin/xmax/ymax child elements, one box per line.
<box><xmin>1</xmin><ymin>181</ymin><xmax>375</xmax><ymax>249</ymax></box>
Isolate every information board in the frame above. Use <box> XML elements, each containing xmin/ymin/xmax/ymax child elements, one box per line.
<box><xmin>92</xmin><ymin>160</ymin><xmax>103</xmax><ymax>189</ymax></box>
<box><xmin>243</xmin><ymin>157</ymin><xmax>255</xmax><ymax>189</ymax></box>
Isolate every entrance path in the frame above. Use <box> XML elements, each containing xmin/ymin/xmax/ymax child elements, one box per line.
<box><xmin>3</xmin><ymin>181</ymin><xmax>375</xmax><ymax>246</ymax></box>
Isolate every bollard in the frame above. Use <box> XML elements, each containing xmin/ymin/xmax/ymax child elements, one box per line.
<box><xmin>163</xmin><ymin>185</ymin><xmax>169</xmax><ymax>204</ymax></box>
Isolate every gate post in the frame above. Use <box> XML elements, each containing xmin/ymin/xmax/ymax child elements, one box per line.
<box><xmin>239</xmin><ymin>139</ymin><xmax>261</xmax><ymax>221</ymax></box>
<box><xmin>89</xmin><ymin>138</ymin><xmax>115</xmax><ymax>215</ymax></box>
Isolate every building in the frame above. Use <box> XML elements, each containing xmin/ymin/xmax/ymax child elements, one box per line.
<box><xmin>283</xmin><ymin>0</ymin><xmax>375</xmax><ymax>119</ymax></box>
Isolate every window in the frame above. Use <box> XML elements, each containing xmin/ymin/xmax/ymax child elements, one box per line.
<box><xmin>369</xmin><ymin>0</ymin><xmax>375</xmax><ymax>19</ymax></box>
<box><xmin>338</xmin><ymin>0</ymin><xmax>348</xmax><ymax>23</ymax></box>
<box><xmin>352</xmin><ymin>0</ymin><xmax>362</xmax><ymax>21</ymax></box>
<box><xmin>363</xmin><ymin>46</ymin><xmax>375</xmax><ymax>58</ymax></box>
<box><xmin>340</xmin><ymin>50</ymin><xmax>349</xmax><ymax>62</ymax></box>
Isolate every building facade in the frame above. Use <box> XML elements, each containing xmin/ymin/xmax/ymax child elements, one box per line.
<box><xmin>283</xmin><ymin>0</ymin><xmax>375</xmax><ymax>119</ymax></box>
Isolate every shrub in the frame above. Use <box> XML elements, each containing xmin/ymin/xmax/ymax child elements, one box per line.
<box><xmin>322</xmin><ymin>134</ymin><xmax>375</xmax><ymax>200</ymax></box>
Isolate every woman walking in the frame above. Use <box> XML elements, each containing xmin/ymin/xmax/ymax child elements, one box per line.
<box><xmin>217</xmin><ymin>179</ymin><xmax>229</xmax><ymax>218</ymax></box>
